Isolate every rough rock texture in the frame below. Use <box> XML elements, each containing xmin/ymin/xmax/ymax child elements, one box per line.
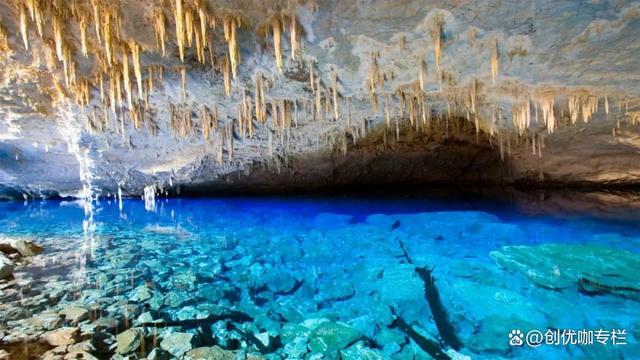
<box><xmin>0</xmin><ymin>0</ymin><xmax>639</xmax><ymax>197</ymax></box>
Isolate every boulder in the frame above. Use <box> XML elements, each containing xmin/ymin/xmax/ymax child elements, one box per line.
<box><xmin>0</xmin><ymin>253</ymin><xmax>14</xmax><ymax>279</ymax></box>
<box><xmin>60</xmin><ymin>305</ymin><xmax>90</xmax><ymax>324</ymax></box>
<box><xmin>116</xmin><ymin>328</ymin><xmax>145</xmax><ymax>354</ymax></box>
<box><xmin>129</xmin><ymin>285</ymin><xmax>153</xmax><ymax>302</ymax></box>
<box><xmin>0</xmin><ymin>237</ymin><xmax>43</xmax><ymax>257</ymax></box>
<box><xmin>491</xmin><ymin>244</ymin><xmax>640</xmax><ymax>300</ymax></box>
<box><xmin>263</xmin><ymin>270</ymin><xmax>298</xmax><ymax>294</ymax></box>
<box><xmin>42</xmin><ymin>327</ymin><xmax>79</xmax><ymax>346</ymax></box>
<box><xmin>160</xmin><ymin>332</ymin><xmax>195</xmax><ymax>357</ymax></box>
<box><xmin>308</xmin><ymin>322</ymin><xmax>362</xmax><ymax>354</ymax></box>
<box><xmin>183</xmin><ymin>346</ymin><xmax>235</xmax><ymax>360</ymax></box>
<box><xmin>340</xmin><ymin>342</ymin><xmax>384</xmax><ymax>360</ymax></box>
<box><xmin>283</xmin><ymin>336</ymin><xmax>308</xmax><ymax>358</ymax></box>
<box><xmin>32</xmin><ymin>312</ymin><xmax>64</xmax><ymax>330</ymax></box>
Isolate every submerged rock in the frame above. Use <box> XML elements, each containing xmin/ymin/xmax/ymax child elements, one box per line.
<box><xmin>32</xmin><ymin>312</ymin><xmax>64</xmax><ymax>330</ymax></box>
<box><xmin>0</xmin><ymin>253</ymin><xmax>14</xmax><ymax>279</ymax></box>
<box><xmin>42</xmin><ymin>327</ymin><xmax>79</xmax><ymax>346</ymax></box>
<box><xmin>340</xmin><ymin>342</ymin><xmax>384</xmax><ymax>360</ymax></box>
<box><xmin>308</xmin><ymin>322</ymin><xmax>362</xmax><ymax>354</ymax></box>
<box><xmin>60</xmin><ymin>305</ymin><xmax>90</xmax><ymax>325</ymax></box>
<box><xmin>491</xmin><ymin>244</ymin><xmax>640</xmax><ymax>300</ymax></box>
<box><xmin>183</xmin><ymin>346</ymin><xmax>235</xmax><ymax>360</ymax></box>
<box><xmin>283</xmin><ymin>336</ymin><xmax>309</xmax><ymax>358</ymax></box>
<box><xmin>116</xmin><ymin>328</ymin><xmax>144</xmax><ymax>354</ymax></box>
<box><xmin>0</xmin><ymin>237</ymin><xmax>43</xmax><ymax>257</ymax></box>
<box><xmin>160</xmin><ymin>332</ymin><xmax>195</xmax><ymax>357</ymax></box>
<box><xmin>263</xmin><ymin>269</ymin><xmax>298</xmax><ymax>294</ymax></box>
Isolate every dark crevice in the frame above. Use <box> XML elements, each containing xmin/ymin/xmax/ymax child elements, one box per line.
<box><xmin>415</xmin><ymin>266</ymin><xmax>463</xmax><ymax>351</ymax></box>
<box><xmin>396</xmin><ymin>239</ymin><xmax>462</xmax><ymax>351</ymax></box>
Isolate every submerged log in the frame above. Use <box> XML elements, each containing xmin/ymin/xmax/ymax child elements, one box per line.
<box><xmin>396</xmin><ymin>239</ymin><xmax>462</xmax><ymax>350</ymax></box>
<box><xmin>139</xmin><ymin>310</ymin><xmax>252</xmax><ymax>328</ymax></box>
<box><xmin>415</xmin><ymin>266</ymin><xmax>462</xmax><ymax>350</ymax></box>
<box><xmin>390</xmin><ymin>310</ymin><xmax>451</xmax><ymax>360</ymax></box>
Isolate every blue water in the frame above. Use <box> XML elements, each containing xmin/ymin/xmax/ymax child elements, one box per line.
<box><xmin>0</xmin><ymin>195</ymin><xmax>638</xmax><ymax>359</ymax></box>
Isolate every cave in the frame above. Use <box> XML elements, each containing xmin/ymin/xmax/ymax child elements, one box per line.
<box><xmin>0</xmin><ymin>1</ymin><xmax>639</xmax><ymax>359</ymax></box>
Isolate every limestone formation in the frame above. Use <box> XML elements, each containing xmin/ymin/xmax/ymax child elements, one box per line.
<box><xmin>0</xmin><ymin>1</ymin><xmax>637</xmax><ymax>197</ymax></box>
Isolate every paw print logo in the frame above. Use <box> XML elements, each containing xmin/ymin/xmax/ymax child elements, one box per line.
<box><xmin>509</xmin><ymin>329</ymin><xmax>524</xmax><ymax>346</ymax></box>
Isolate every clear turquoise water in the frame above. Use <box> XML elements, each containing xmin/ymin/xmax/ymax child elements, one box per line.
<box><xmin>1</xmin><ymin>195</ymin><xmax>639</xmax><ymax>359</ymax></box>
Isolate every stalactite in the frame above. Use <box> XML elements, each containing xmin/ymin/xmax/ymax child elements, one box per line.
<box><xmin>131</xmin><ymin>42</ymin><xmax>143</xmax><ymax>99</ymax></box>
<box><xmin>123</xmin><ymin>47</ymin><xmax>133</xmax><ymax>108</ymax></box>
<box><xmin>223</xmin><ymin>15</ymin><xmax>240</xmax><ymax>79</ymax></box>
<box><xmin>273</xmin><ymin>15</ymin><xmax>283</xmax><ymax>73</ymax></box>
<box><xmin>154</xmin><ymin>9</ymin><xmax>167</xmax><ymax>56</ymax></box>
<box><xmin>332</xmin><ymin>69</ymin><xmax>339</xmax><ymax>120</ymax></box>
<box><xmin>605</xmin><ymin>96</ymin><xmax>609</xmax><ymax>114</ymax></box>
<box><xmin>80</xmin><ymin>15</ymin><xmax>88</xmax><ymax>57</ymax></box>
<box><xmin>180</xmin><ymin>66</ymin><xmax>187</xmax><ymax>100</ymax></box>
<box><xmin>185</xmin><ymin>7</ymin><xmax>195</xmax><ymax>47</ymax></box>
<box><xmin>418</xmin><ymin>60</ymin><xmax>426</xmax><ymax>91</ymax></box>
<box><xmin>309</xmin><ymin>60</ymin><xmax>315</xmax><ymax>94</ymax></box>
<box><xmin>53</xmin><ymin>14</ymin><xmax>64</xmax><ymax>61</ymax></box>
<box><xmin>537</xmin><ymin>94</ymin><xmax>556</xmax><ymax>133</ymax></box>
<box><xmin>19</xmin><ymin>4</ymin><xmax>29</xmax><ymax>50</ymax></box>
<box><xmin>491</xmin><ymin>38</ymin><xmax>499</xmax><ymax>83</ymax></box>
<box><xmin>290</xmin><ymin>13</ymin><xmax>299</xmax><ymax>60</ymax></box>
<box><xmin>91</xmin><ymin>0</ymin><xmax>101</xmax><ymax>44</ymax></box>
<box><xmin>385</xmin><ymin>94</ymin><xmax>392</xmax><ymax>128</ymax></box>
<box><xmin>0</xmin><ymin>23</ymin><xmax>9</xmax><ymax>53</ymax></box>
<box><xmin>222</xmin><ymin>54</ymin><xmax>231</xmax><ymax>97</ymax></box>
<box><xmin>103</xmin><ymin>11</ymin><xmax>113</xmax><ymax>65</ymax></box>
<box><xmin>174</xmin><ymin>0</ymin><xmax>185</xmax><ymax>62</ymax></box>
<box><xmin>429</xmin><ymin>14</ymin><xmax>445</xmax><ymax>71</ymax></box>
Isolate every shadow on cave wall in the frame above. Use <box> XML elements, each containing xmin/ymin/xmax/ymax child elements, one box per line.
<box><xmin>179</xmin><ymin>117</ymin><xmax>518</xmax><ymax>196</ymax></box>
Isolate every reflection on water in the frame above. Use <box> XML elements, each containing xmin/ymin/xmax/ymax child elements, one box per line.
<box><xmin>0</xmin><ymin>192</ymin><xmax>639</xmax><ymax>359</ymax></box>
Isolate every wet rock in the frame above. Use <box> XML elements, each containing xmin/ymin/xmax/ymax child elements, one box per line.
<box><xmin>378</xmin><ymin>265</ymin><xmax>426</xmax><ymax>319</ymax></box>
<box><xmin>340</xmin><ymin>342</ymin><xmax>384</xmax><ymax>359</ymax></box>
<box><xmin>195</xmin><ymin>283</ymin><xmax>227</xmax><ymax>302</ymax></box>
<box><xmin>163</xmin><ymin>291</ymin><xmax>191</xmax><ymax>308</ymax></box>
<box><xmin>129</xmin><ymin>285</ymin><xmax>153</xmax><ymax>302</ymax></box>
<box><xmin>183</xmin><ymin>346</ymin><xmax>235</xmax><ymax>360</ymax></box>
<box><xmin>0</xmin><ymin>238</ymin><xmax>43</xmax><ymax>257</ymax></box>
<box><xmin>283</xmin><ymin>336</ymin><xmax>308</xmax><ymax>359</ymax></box>
<box><xmin>225</xmin><ymin>255</ymin><xmax>253</xmax><ymax>268</ymax></box>
<box><xmin>60</xmin><ymin>305</ymin><xmax>90</xmax><ymax>325</ymax></box>
<box><xmin>209</xmin><ymin>235</ymin><xmax>239</xmax><ymax>251</ymax></box>
<box><xmin>160</xmin><ymin>332</ymin><xmax>195</xmax><ymax>357</ymax></box>
<box><xmin>175</xmin><ymin>306</ymin><xmax>209</xmax><ymax>321</ymax></box>
<box><xmin>316</xmin><ymin>281</ymin><xmax>355</xmax><ymax>302</ymax></box>
<box><xmin>172</xmin><ymin>270</ymin><xmax>198</xmax><ymax>290</ymax></box>
<box><xmin>42</xmin><ymin>327</ymin><xmax>79</xmax><ymax>346</ymax></box>
<box><xmin>308</xmin><ymin>322</ymin><xmax>362</xmax><ymax>354</ymax></box>
<box><xmin>467</xmin><ymin>315</ymin><xmax>535</xmax><ymax>354</ymax></box>
<box><xmin>263</xmin><ymin>270</ymin><xmax>297</xmax><ymax>294</ymax></box>
<box><xmin>136</xmin><ymin>312</ymin><xmax>154</xmax><ymax>324</ymax></box>
<box><xmin>116</xmin><ymin>328</ymin><xmax>145</xmax><ymax>354</ymax></box>
<box><xmin>0</xmin><ymin>253</ymin><xmax>14</xmax><ymax>279</ymax></box>
<box><xmin>32</xmin><ymin>312</ymin><xmax>64</xmax><ymax>330</ymax></box>
<box><xmin>146</xmin><ymin>347</ymin><xmax>171</xmax><ymax>360</ymax></box>
<box><xmin>491</xmin><ymin>244</ymin><xmax>640</xmax><ymax>300</ymax></box>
